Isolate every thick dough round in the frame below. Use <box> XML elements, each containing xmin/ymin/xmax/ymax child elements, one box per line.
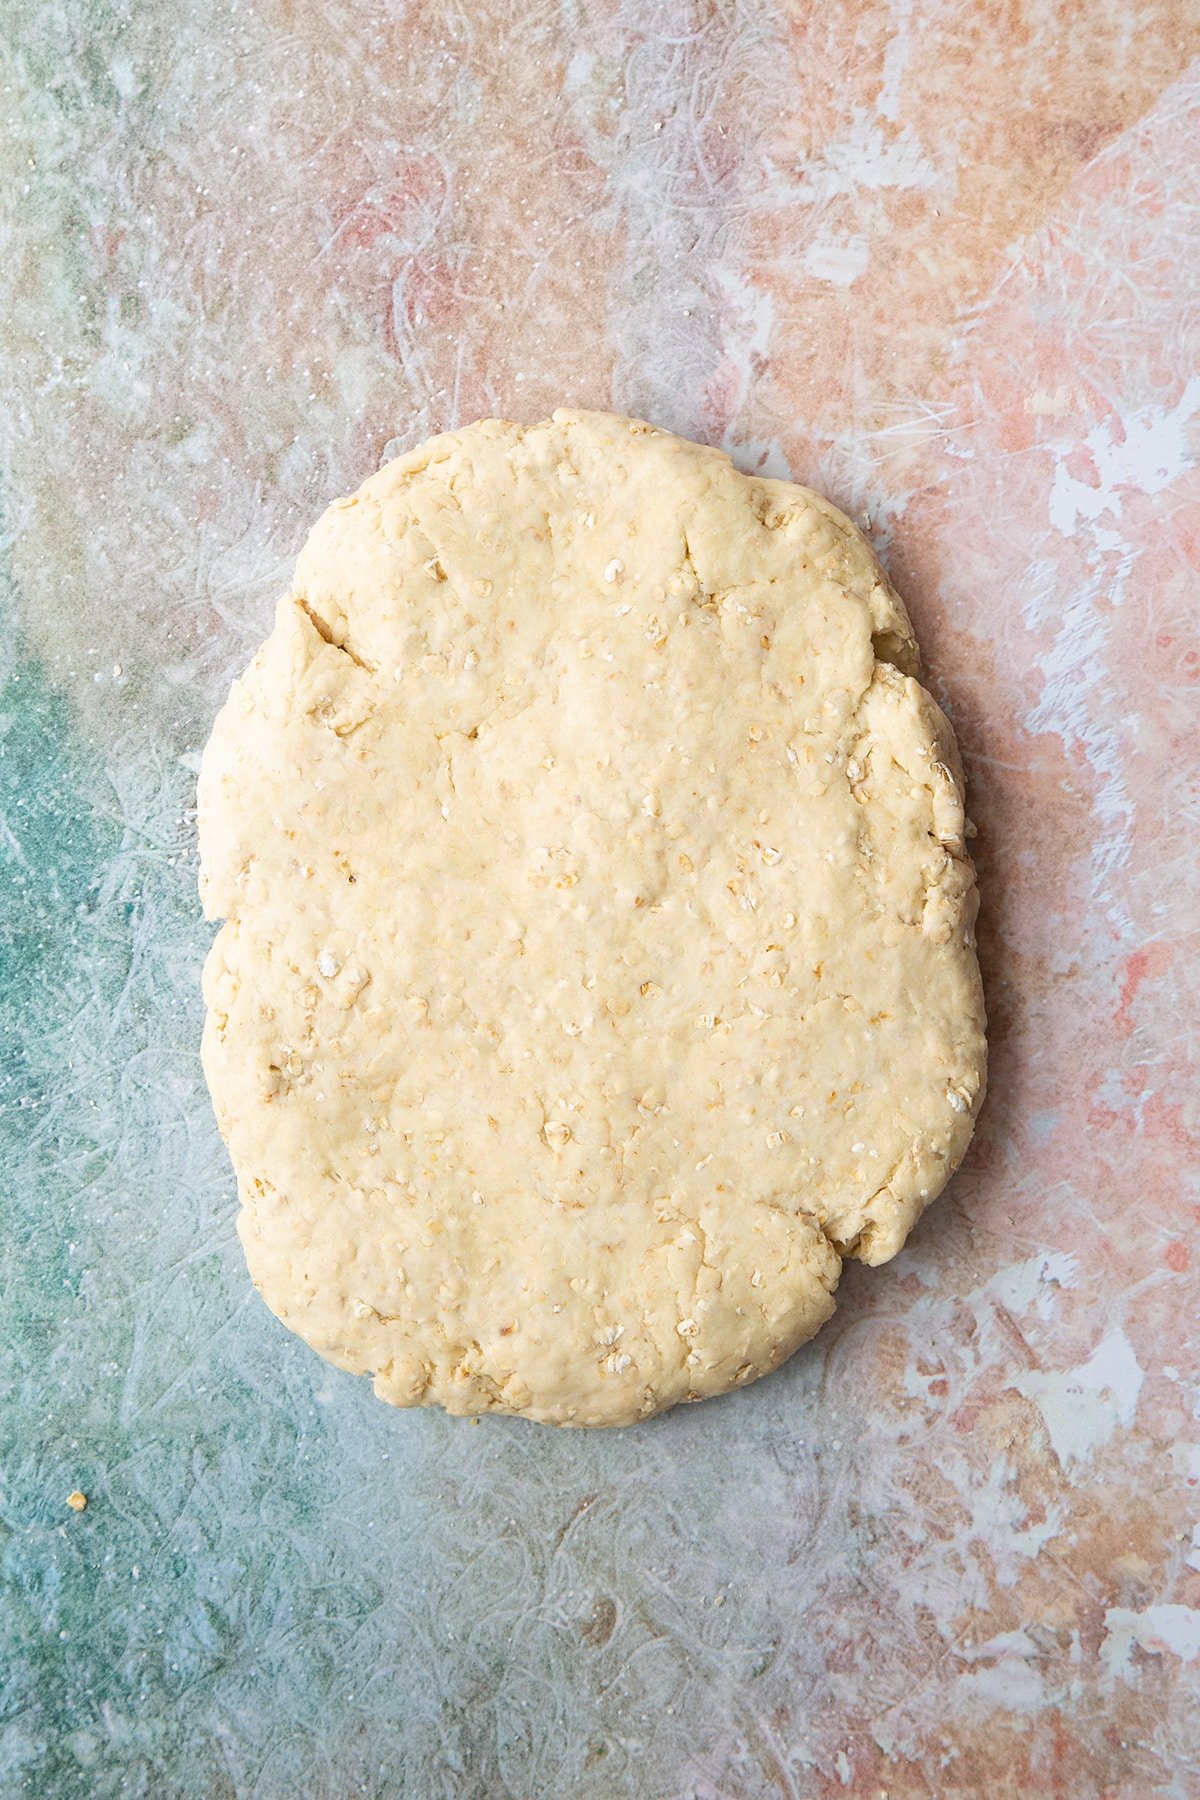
<box><xmin>198</xmin><ymin>411</ymin><xmax>985</xmax><ymax>1427</ymax></box>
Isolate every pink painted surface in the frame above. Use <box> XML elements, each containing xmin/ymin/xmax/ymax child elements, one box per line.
<box><xmin>3</xmin><ymin>2</ymin><xmax>1199</xmax><ymax>1794</ymax></box>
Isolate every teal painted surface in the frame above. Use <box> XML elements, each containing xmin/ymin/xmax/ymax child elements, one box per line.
<box><xmin>0</xmin><ymin>644</ymin><xmax>834</xmax><ymax>1790</ymax></box>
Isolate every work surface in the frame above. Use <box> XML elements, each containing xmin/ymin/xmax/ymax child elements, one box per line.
<box><xmin>3</xmin><ymin>3</ymin><xmax>1199</xmax><ymax>1795</ymax></box>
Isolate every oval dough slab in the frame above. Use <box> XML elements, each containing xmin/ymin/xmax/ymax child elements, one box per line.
<box><xmin>198</xmin><ymin>410</ymin><xmax>985</xmax><ymax>1427</ymax></box>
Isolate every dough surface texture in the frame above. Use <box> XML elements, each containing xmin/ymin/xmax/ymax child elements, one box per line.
<box><xmin>198</xmin><ymin>410</ymin><xmax>985</xmax><ymax>1427</ymax></box>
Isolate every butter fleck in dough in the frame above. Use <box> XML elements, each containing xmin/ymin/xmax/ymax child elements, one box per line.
<box><xmin>198</xmin><ymin>411</ymin><xmax>986</xmax><ymax>1427</ymax></box>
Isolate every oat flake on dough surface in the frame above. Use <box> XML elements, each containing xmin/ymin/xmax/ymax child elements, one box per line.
<box><xmin>198</xmin><ymin>410</ymin><xmax>985</xmax><ymax>1427</ymax></box>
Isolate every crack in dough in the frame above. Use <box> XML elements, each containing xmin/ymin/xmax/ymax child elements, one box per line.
<box><xmin>198</xmin><ymin>410</ymin><xmax>986</xmax><ymax>1427</ymax></box>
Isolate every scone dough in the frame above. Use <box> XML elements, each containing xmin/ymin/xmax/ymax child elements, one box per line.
<box><xmin>198</xmin><ymin>410</ymin><xmax>985</xmax><ymax>1427</ymax></box>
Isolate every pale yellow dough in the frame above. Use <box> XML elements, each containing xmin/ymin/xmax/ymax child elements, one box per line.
<box><xmin>198</xmin><ymin>410</ymin><xmax>985</xmax><ymax>1427</ymax></box>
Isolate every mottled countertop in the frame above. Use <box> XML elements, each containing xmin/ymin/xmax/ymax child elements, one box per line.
<box><xmin>3</xmin><ymin>3</ymin><xmax>1199</xmax><ymax>1795</ymax></box>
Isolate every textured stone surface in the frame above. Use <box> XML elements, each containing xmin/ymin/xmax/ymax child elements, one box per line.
<box><xmin>2</xmin><ymin>2</ymin><xmax>1198</xmax><ymax>1794</ymax></box>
